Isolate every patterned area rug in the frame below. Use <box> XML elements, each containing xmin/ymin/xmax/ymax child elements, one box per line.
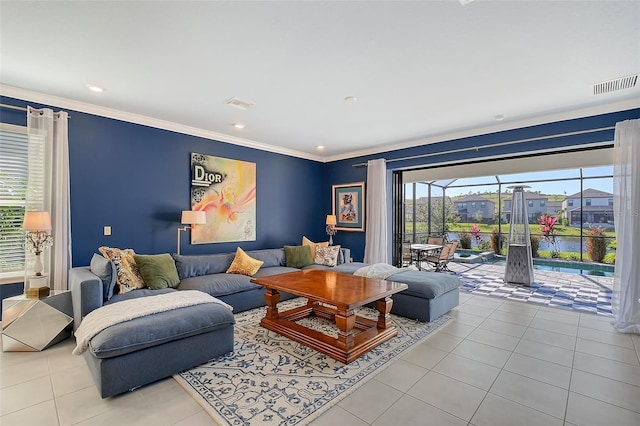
<box><xmin>458</xmin><ymin>271</ymin><xmax>612</xmax><ymax>316</ymax></box>
<box><xmin>173</xmin><ymin>298</ymin><xmax>451</xmax><ymax>425</ymax></box>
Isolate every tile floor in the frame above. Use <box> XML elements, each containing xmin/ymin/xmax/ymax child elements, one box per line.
<box><xmin>2</xmin><ymin>292</ymin><xmax>639</xmax><ymax>425</ymax></box>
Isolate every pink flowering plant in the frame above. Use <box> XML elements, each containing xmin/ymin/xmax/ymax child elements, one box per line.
<box><xmin>471</xmin><ymin>224</ymin><xmax>491</xmax><ymax>251</ymax></box>
<box><xmin>539</xmin><ymin>214</ymin><xmax>560</xmax><ymax>258</ymax></box>
<box><xmin>471</xmin><ymin>224</ymin><xmax>482</xmax><ymax>245</ymax></box>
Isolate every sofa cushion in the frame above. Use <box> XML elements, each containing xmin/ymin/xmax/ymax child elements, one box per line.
<box><xmin>134</xmin><ymin>253</ymin><xmax>180</xmax><ymax>289</ymax></box>
<box><xmin>252</xmin><ymin>266</ymin><xmax>300</xmax><ymax>277</ymax></box>
<box><xmin>332</xmin><ymin>262</ymin><xmax>369</xmax><ymax>274</ymax></box>
<box><xmin>284</xmin><ymin>245</ymin><xmax>314</xmax><ymax>268</ymax></box>
<box><xmin>386</xmin><ymin>270</ymin><xmax>460</xmax><ymax>299</ymax></box>
<box><xmin>90</xmin><ymin>253</ymin><xmax>117</xmax><ymax>301</ymax></box>
<box><xmin>99</xmin><ymin>247</ymin><xmax>146</xmax><ymax>294</ymax></box>
<box><xmin>106</xmin><ymin>288</ymin><xmax>177</xmax><ymax>305</ymax></box>
<box><xmin>87</xmin><ymin>302</ymin><xmax>235</xmax><ymax>359</ymax></box>
<box><xmin>178</xmin><ymin>273</ymin><xmax>258</xmax><ymax>297</ymax></box>
<box><xmin>243</xmin><ymin>248</ymin><xmax>286</xmax><ymax>268</ymax></box>
<box><xmin>226</xmin><ymin>247</ymin><xmax>264</xmax><ymax>276</ymax></box>
<box><xmin>315</xmin><ymin>245</ymin><xmax>341</xmax><ymax>267</ymax></box>
<box><xmin>172</xmin><ymin>253</ymin><xmax>235</xmax><ymax>279</ymax></box>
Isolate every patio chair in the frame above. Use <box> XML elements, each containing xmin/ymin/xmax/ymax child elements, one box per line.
<box><xmin>401</xmin><ymin>242</ymin><xmax>416</xmax><ymax>267</ymax></box>
<box><xmin>427</xmin><ymin>235</ymin><xmax>445</xmax><ymax>246</ymax></box>
<box><xmin>426</xmin><ymin>240</ymin><xmax>459</xmax><ymax>272</ymax></box>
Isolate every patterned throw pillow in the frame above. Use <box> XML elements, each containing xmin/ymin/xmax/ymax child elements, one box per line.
<box><xmin>226</xmin><ymin>247</ymin><xmax>264</xmax><ymax>276</ymax></box>
<box><xmin>315</xmin><ymin>245</ymin><xmax>341</xmax><ymax>267</ymax></box>
<box><xmin>302</xmin><ymin>236</ymin><xmax>329</xmax><ymax>259</ymax></box>
<box><xmin>98</xmin><ymin>246</ymin><xmax>146</xmax><ymax>294</ymax></box>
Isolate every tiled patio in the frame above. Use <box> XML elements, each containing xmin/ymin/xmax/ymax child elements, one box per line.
<box><xmin>444</xmin><ymin>261</ymin><xmax>614</xmax><ymax>316</ymax></box>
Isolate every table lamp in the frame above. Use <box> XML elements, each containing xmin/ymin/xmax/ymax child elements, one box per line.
<box><xmin>326</xmin><ymin>214</ymin><xmax>337</xmax><ymax>245</ymax></box>
<box><xmin>177</xmin><ymin>210</ymin><xmax>206</xmax><ymax>255</ymax></box>
<box><xmin>23</xmin><ymin>211</ymin><xmax>53</xmax><ymax>277</ymax></box>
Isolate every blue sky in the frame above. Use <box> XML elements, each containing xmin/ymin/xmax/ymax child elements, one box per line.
<box><xmin>412</xmin><ymin>166</ymin><xmax>614</xmax><ymax>198</ymax></box>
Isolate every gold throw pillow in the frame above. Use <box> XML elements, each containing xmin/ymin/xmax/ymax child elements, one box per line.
<box><xmin>302</xmin><ymin>236</ymin><xmax>329</xmax><ymax>259</ymax></box>
<box><xmin>226</xmin><ymin>247</ymin><xmax>264</xmax><ymax>276</ymax></box>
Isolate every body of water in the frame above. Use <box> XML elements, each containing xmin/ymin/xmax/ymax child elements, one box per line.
<box><xmin>453</xmin><ymin>248</ymin><xmax>614</xmax><ymax>277</ymax></box>
<box><xmin>447</xmin><ymin>233</ymin><xmax>613</xmax><ymax>253</ymax></box>
<box><xmin>490</xmin><ymin>257</ymin><xmax>614</xmax><ymax>277</ymax></box>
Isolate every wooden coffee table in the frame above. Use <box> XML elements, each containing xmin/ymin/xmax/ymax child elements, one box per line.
<box><xmin>251</xmin><ymin>269</ymin><xmax>408</xmax><ymax>363</ymax></box>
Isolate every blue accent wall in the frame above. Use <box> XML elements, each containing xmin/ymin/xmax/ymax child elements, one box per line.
<box><xmin>1</xmin><ymin>96</ymin><xmax>326</xmax><ymax>269</ymax></box>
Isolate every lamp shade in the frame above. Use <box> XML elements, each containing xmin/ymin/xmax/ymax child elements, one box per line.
<box><xmin>326</xmin><ymin>215</ymin><xmax>337</xmax><ymax>226</ymax></box>
<box><xmin>23</xmin><ymin>211</ymin><xmax>52</xmax><ymax>231</ymax></box>
<box><xmin>181</xmin><ymin>210</ymin><xmax>206</xmax><ymax>225</ymax></box>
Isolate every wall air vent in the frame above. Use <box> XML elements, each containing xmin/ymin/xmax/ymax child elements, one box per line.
<box><xmin>592</xmin><ymin>75</ymin><xmax>638</xmax><ymax>95</ymax></box>
<box><xmin>224</xmin><ymin>97</ymin><xmax>255</xmax><ymax>110</ymax></box>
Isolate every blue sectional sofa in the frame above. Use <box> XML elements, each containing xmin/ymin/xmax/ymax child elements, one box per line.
<box><xmin>69</xmin><ymin>246</ymin><xmax>459</xmax><ymax>397</ymax></box>
<box><xmin>70</xmin><ymin>247</ymin><xmax>352</xmax><ymax>330</ymax></box>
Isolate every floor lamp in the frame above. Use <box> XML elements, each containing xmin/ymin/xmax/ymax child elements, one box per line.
<box><xmin>177</xmin><ymin>210</ymin><xmax>206</xmax><ymax>255</ymax></box>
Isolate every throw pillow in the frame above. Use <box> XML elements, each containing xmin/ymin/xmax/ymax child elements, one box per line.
<box><xmin>98</xmin><ymin>246</ymin><xmax>146</xmax><ymax>294</ymax></box>
<box><xmin>133</xmin><ymin>253</ymin><xmax>181</xmax><ymax>290</ymax></box>
<box><xmin>226</xmin><ymin>247</ymin><xmax>264</xmax><ymax>276</ymax></box>
<box><xmin>302</xmin><ymin>236</ymin><xmax>329</xmax><ymax>259</ymax></box>
<box><xmin>90</xmin><ymin>253</ymin><xmax>117</xmax><ymax>301</ymax></box>
<box><xmin>284</xmin><ymin>245</ymin><xmax>314</xmax><ymax>268</ymax></box>
<box><xmin>315</xmin><ymin>245</ymin><xmax>341</xmax><ymax>267</ymax></box>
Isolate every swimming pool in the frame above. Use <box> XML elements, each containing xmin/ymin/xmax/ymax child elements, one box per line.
<box><xmin>491</xmin><ymin>257</ymin><xmax>614</xmax><ymax>277</ymax></box>
<box><xmin>453</xmin><ymin>249</ymin><xmax>614</xmax><ymax>277</ymax></box>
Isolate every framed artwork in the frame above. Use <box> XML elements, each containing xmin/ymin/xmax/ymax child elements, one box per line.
<box><xmin>190</xmin><ymin>153</ymin><xmax>256</xmax><ymax>243</ymax></box>
<box><xmin>332</xmin><ymin>182</ymin><xmax>365</xmax><ymax>232</ymax></box>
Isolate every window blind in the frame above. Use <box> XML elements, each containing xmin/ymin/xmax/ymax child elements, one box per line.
<box><xmin>0</xmin><ymin>124</ymin><xmax>45</xmax><ymax>278</ymax></box>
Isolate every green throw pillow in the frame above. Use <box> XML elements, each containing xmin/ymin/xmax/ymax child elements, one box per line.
<box><xmin>133</xmin><ymin>253</ymin><xmax>180</xmax><ymax>290</ymax></box>
<box><xmin>284</xmin><ymin>245</ymin><xmax>314</xmax><ymax>268</ymax></box>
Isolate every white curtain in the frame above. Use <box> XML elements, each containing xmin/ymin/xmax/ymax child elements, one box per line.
<box><xmin>363</xmin><ymin>158</ymin><xmax>388</xmax><ymax>264</ymax></box>
<box><xmin>612</xmin><ymin>119</ymin><xmax>640</xmax><ymax>334</ymax></box>
<box><xmin>27</xmin><ymin>107</ymin><xmax>71</xmax><ymax>291</ymax></box>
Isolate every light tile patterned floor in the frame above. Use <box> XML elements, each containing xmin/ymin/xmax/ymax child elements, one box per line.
<box><xmin>2</xmin><ymin>272</ymin><xmax>638</xmax><ymax>426</ymax></box>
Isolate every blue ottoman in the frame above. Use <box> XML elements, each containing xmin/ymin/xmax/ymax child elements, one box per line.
<box><xmin>82</xmin><ymin>302</ymin><xmax>235</xmax><ymax>398</ymax></box>
<box><xmin>334</xmin><ymin>263</ymin><xmax>461</xmax><ymax>322</ymax></box>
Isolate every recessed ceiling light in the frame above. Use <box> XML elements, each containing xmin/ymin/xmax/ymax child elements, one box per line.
<box><xmin>232</xmin><ymin>122</ymin><xmax>245</xmax><ymax>129</ymax></box>
<box><xmin>494</xmin><ymin>114</ymin><xmax>505</xmax><ymax>121</ymax></box>
<box><xmin>344</xmin><ymin>96</ymin><xmax>358</xmax><ymax>103</ymax></box>
<box><xmin>86</xmin><ymin>84</ymin><xmax>105</xmax><ymax>93</ymax></box>
<box><xmin>316</xmin><ymin>145</ymin><xmax>325</xmax><ymax>151</ymax></box>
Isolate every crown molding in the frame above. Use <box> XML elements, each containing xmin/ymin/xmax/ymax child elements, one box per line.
<box><xmin>0</xmin><ymin>85</ymin><xmax>325</xmax><ymax>162</ymax></box>
<box><xmin>322</xmin><ymin>97</ymin><xmax>640</xmax><ymax>163</ymax></box>
<box><xmin>2</xmin><ymin>85</ymin><xmax>637</xmax><ymax>164</ymax></box>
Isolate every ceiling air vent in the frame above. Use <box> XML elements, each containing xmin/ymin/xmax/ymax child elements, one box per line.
<box><xmin>592</xmin><ymin>75</ymin><xmax>638</xmax><ymax>95</ymax></box>
<box><xmin>224</xmin><ymin>97</ymin><xmax>255</xmax><ymax>110</ymax></box>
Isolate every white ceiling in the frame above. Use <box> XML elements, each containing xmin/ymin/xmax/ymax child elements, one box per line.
<box><xmin>1</xmin><ymin>1</ymin><xmax>639</xmax><ymax>162</ymax></box>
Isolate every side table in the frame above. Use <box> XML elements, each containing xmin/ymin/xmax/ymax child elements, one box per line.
<box><xmin>2</xmin><ymin>290</ymin><xmax>73</xmax><ymax>351</ymax></box>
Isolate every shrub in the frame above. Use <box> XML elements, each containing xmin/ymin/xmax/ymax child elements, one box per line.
<box><xmin>586</xmin><ymin>226</ymin><xmax>607</xmax><ymax>262</ymax></box>
<box><xmin>490</xmin><ymin>227</ymin><xmax>504</xmax><ymax>255</ymax></box>
<box><xmin>530</xmin><ymin>235</ymin><xmax>540</xmax><ymax>258</ymax></box>
<box><xmin>459</xmin><ymin>232</ymin><xmax>472</xmax><ymax>249</ymax></box>
<box><xmin>567</xmin><ymin>252</ymin><xmax>581</xmax><ymax>261</ymax></box>
<box><xmin>603</xmin><ymin>253</ymin><xmax>616</xmax><ymax>264</ymax></box>
<box><xmin>478</xmin><ymin>240</ymin><xmax>492</xmax><ymax>251</ymax></box>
